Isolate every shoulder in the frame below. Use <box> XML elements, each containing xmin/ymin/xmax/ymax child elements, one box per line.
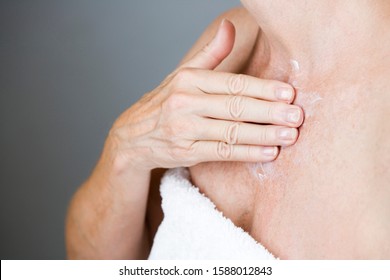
<box><xmin>180</xmin><ymin>7</ymin><xmax>260</xmax><ymax>73</ymax></box>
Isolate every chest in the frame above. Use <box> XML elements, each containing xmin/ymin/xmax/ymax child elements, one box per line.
<box><xmin>189</xmin><ymin>68</ymin><xmax>387</xmax><ymax>257</ymax></box>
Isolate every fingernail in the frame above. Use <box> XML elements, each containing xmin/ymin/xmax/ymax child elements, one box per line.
<box><xmin>263</xmin><ymin>147</ymin><xmax>277</xmax><ymax>157</ymax></box>
<box><xmin>276</xmin><ymin>87</ymin><xmax>293</xmax><ymax>101</ymax></box>
<box><xmin>285</xmin><ymin>108</ymin><xmax>301</xmax><ymax>124</ymax></box>
<box><xmin>277</xmin><ymin>128</ymin><xmax>295</xmax><ymax>140</ymax></box>
<box><xmin>210</xmin><ymin>19</ymin><xmax>226</xmax><ymax>48</ymax></box>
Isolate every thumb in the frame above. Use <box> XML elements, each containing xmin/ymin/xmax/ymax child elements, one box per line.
<box><xmin>182</xmin><ymin>19</ymin><xmax>236</xmax><ymax>70</ymax></box>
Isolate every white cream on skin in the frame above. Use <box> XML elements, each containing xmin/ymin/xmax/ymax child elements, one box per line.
<box><xmin>250</xmin><ymin>58</ymin><xmax>324</xmax><ymax>184</ymax></box>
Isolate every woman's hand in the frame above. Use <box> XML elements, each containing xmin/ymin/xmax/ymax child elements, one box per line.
<box><xmin>108</xmin><ymin>20</ymin><xmax>303</xmax><ymax>173</ymax></box>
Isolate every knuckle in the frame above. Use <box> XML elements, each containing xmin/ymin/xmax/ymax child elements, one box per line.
<box><xmin>169</xmin><ymin>143</ymin><xmax>196</xmax><ymax>164</ymax></box>
<box><xmin>224</xmin><ymin>122</ymin><xmax>240</xmax><ymax>144</ymax></box>
<box><xmin>266</xmin><ymin>104</ymin><xmax>276</xmax><ymax>122</ymax></box>
<box><xmin>163</xmin><ymin>119</ymin><xmax>187</xmax><ymax>139</ymax></box>
<box><xmin>173</xmin><ymin>67</ymin><xmax>194</xmax><ymax>86</ymax></box>
<box><xmin>164</xmin><ymin>92</ymin><xmax>190</xmax><ymax>111</ymax></box>
<box><xmin>200</xmin><ymin>46</ymin><xmax>218</xmax><ymax>64</ymax></box>
<box><xmin>183</xmin><ymin>144</ymin><xmax>198</xmax><ymax>166</ymax></box>
<box><xmin>216</xmin><ymin>141</ymin><xmax>233</xmax><ymax>160</ymax></box>
<box><xmin>169</xmin><ymin>146</ymin><xmax>186</xmax><ymax>161</ymax></box>
<box><xmin>260</xmin><ymin>126</ymin><xmax>271</xmax><ymax>144</ymax></box>
<box><xmin>259</xmin><ymin>81</ymin><xmax>269</xmax><ymax>98</ymax></box>
<box><xmin>169</xmin><ymin>146</ymin><xmax>183</xmax><ymax>161</ymax></box>
<box><xmin>227</xmin><ymin>74</ymin><xmax>248</xmax><ymax>95</ymax></box>
<box><xmin>227</xmin><ymin>95</ymin><xmax>245</xmax><ymax>120</ymax></box>
<box><xmin>246</xmin><ymin>146</ymin><xmax>255</xmax><ymax>161</ymax></box>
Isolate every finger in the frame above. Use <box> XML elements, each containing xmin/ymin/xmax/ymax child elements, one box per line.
<box><xmin>195</xmin><ymin>118</ymin><xmax>299</xmax><ymax>147</ymax></box>
<box><xmin>192</xmin><ymin>141</ymin><xmax>279</xmax><ymax>163</ymax></box>
<box><xmin>191</xmin><ymin>94</ymin><xmax>304</xmax><ymax>127</ymax></box>
<box><xmin>181</xmin><ymin>19</ymin><xmax>235</xmax><ymax>70</ymax></box>
<box><xmin>190</xmin><ymin>69</ymin><xmax>295</xmax><ymax>103</ymax></box>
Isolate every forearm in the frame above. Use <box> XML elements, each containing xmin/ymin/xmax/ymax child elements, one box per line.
<box><xmin>65</xmin><ymin>143</ymin><xmax>152</xmax><ymax>259</ymax></box>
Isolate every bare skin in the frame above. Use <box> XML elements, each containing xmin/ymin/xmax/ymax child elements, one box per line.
<box><xmin>66</xmin><ymin>1</ymin><xmax>390</xmax><ymax>259</ymax></box>
<box><xmin>65</xmin><ymin>18</ymin><xmax>303</xmax><ymax>259</ymax></box>
<box><xmin>190</xmin><ymin>1</ymin><xmax>390</xmax><ymax>258</ymax></box>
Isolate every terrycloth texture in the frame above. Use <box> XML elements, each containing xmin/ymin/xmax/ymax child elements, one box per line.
<box><xmin>148</xmin><ymin>167</ymin><xmax>276</xmax><ymax>260</ymax></box>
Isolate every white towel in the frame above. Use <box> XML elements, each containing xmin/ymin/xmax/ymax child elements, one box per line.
<box><xmin>148</xmin><ymin>167</ymin><xmax>276</xmax><ymax>260</ymax></box>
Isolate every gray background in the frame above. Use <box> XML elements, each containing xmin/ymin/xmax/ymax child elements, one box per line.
<box><xmin>0</xmin><ymin>0</ymin><xmax>240</xmax><ymax>259</ymax></box>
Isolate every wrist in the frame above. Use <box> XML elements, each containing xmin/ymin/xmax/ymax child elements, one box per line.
<box><xmin>86</xmin><ymin>156</ymin><xmax>152</xmax><ymax>207</ymax></box>
<box><xmin>84</xmin><ymin>137</ymin><xmax>152</xmax><ymax>197</ymax></box>
<box><xmin>103</xmin><ymin>133</ymin><xmax>153</xmax><ymax>176</ymax></box>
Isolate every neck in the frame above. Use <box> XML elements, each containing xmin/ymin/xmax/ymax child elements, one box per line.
<box><xmin>242</xmin><ymin>0</ymin><xmax>390</xmax><ymax>86</ymax></box>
